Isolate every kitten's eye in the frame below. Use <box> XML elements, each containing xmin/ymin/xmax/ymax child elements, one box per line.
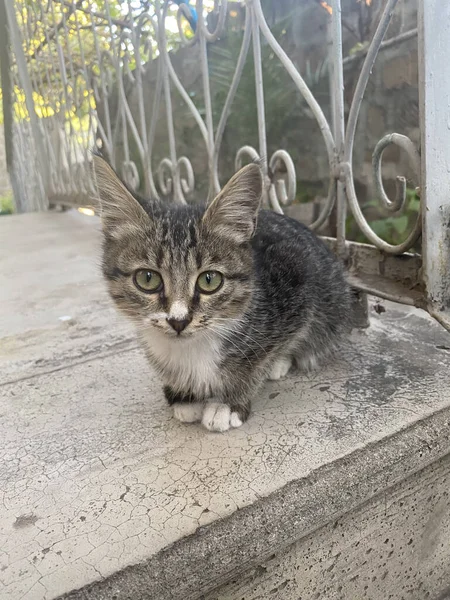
<box><xmin>196</xmin><ymin>271</ymin><xmax>223</xmax><ymax>294</ymax></box>
<box><xmin>133</xmin><ymin>269</ymin><xmax>163</xmax><ymax>293</ymax></box>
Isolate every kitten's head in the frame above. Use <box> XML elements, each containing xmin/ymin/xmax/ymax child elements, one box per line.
<box><xmin>92</xmin><ymin>156</ymin><xmax>262</xmax><ymax>339</ymax></box>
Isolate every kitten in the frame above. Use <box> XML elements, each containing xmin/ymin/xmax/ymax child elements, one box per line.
<box><xmin>93</xmin><ymin>155</ymin><xmax>351</xmax><ymax>432</ymax></box>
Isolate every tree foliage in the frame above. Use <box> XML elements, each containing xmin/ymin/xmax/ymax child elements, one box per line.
<box><xmin>2</xmin><ymin>0</ymin><xmax>171</xmax><ymax>126</ymax></box>
<box><xmin>2</xmin><ymin>0</ymin><xmax>382</xmax><ymax>126</ymax></box>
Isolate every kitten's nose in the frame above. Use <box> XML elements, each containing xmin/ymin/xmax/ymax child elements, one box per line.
<box><xmin>167</xmin><ymin>317</ymin><xmax>192</xmax><ymax>334</ymax></box>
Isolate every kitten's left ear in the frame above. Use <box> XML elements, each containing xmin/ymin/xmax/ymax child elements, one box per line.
<box><xmin>91</xmin><ymin>154</ymin><xmax>150</xmax><ymax>237</ymax></box>
<box><xmin>202</xmin><ymin>164</ymin><xmax>263</xmax><ymax>243</ymax></box>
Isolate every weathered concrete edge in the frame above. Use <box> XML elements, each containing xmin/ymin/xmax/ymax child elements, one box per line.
<box><xmin>59</xmin><ymin>405</ymin><xmax>450</xmax><ymax>600</ymax></box>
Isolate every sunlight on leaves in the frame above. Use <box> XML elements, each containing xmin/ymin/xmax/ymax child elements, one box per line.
<box><xmin>319</xmin><ymin>0</ymin><xmax>372</xmax><ymax>15</ymax></box>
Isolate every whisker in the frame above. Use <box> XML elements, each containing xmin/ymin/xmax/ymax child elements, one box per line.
<box><xmin>208</xmin><ymin>326</ymin><xmax>254</xmax><ymax>366</ymax></box>
<box><xmin>210</xmin><ymin>324</ymin><xmax>264</xmax><ymax>361</ymax></box>
<box><xmin>209</xmin><ymin>320</ymin><xmax>269</xmax><ymax>357</ymax></box>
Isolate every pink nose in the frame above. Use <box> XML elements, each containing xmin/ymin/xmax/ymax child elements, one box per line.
<box><xmin>166</xmin><ymin>317</ymin><xmax>191</xmax><ymax>334</ymax></box>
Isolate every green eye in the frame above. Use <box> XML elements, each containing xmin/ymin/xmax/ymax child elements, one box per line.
<box><xmin>133</xmin><ymin>269</ymin><xmax>163</xmax><ymax>293</ymax></box>
<box><xmin>196</xmin><ymin>271</ymin><xmax>223</xmax><ymax>294</ymax></box>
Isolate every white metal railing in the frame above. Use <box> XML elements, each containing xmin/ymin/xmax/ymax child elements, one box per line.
<box><xmin>0</xmin><ymin>0</ymin><xmax>449</xmax><ymax>330</ymax></box>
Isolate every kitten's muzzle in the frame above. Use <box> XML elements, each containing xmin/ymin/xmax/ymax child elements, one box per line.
<box><xmin>166</xmin><ymin>316</ymin><xmax>192</xmax><ymax>334</ymax></box>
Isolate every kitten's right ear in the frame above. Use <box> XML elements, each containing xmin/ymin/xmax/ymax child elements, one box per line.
<box><xmin>91</xmin><ymin>154</ymin><xmax>150</xmax><ymax>236</ymax></box>
<box><xmin>202</xmin><ymin>163</ymin><xmax>263</xmax><ymax>243</ymax></box>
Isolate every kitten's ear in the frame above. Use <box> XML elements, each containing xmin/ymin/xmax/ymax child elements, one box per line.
<box><xmin>202</xmin><ymin>164</ymin><xmax>263</xmax><ymax>243</ymax></box>
<box><xmin>91</xmin><ymin>154</ymin><xmax>150</xmax><ymax>236</ymax></box>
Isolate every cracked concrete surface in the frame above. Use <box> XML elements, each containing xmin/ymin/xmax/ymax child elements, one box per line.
<box><xmin>202</xmin><ymin>452</ymin><xmax>450</xmax><ymax>600</ymax></box>
<box><xmin>1</xmin><ymin>211</ymin><xmax>450</xmax><ymax>600</ymax></box>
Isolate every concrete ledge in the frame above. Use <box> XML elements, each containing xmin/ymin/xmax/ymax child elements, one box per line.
<box><xmin>61</xmin><ymin>406</ymin><xmax>450</xmax><ymax>600</ymax></box>
<box><xmin>204</xmin><ymin>446</ymin><xmax>450</xmax><ymax>600</ymax></box>
<box><xmin>1</xmin><ymin>212</ymin><xmax>450</xmax><ymax>600</ymax></box>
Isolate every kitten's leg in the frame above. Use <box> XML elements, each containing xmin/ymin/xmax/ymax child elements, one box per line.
<box><xmin>174</xmin><ymin>403</ymin><xmax>204</xmax><ymax>424</ymax></box>
<box><xmin>201</xmin><ymin>403</ymin><xmax>244</xmax><ymax>432</ymax></box>
<box><xmin>297</xmin><ymin>353</ymin><xmax>320</xmax><ymax>373</ymax></box>
<box><xmin>201</xmin><ymin>368</ymin><xmax>262</xmax><ymax>432</ymax></box>
<box><xmin>268</xmin><ymin>356</ymin><xmax>292</xmax><ymax>381</ymax></box>
<box><xmin>163</xmin><ymin>386</ymin><xmax>204</xmax><ymax>424</ymax></box>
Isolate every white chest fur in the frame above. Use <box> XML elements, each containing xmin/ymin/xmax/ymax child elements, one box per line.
<box><xmin>142</xmin><ymin>329</ymin><xmax>221</xmax><ymax>397</ymax></box>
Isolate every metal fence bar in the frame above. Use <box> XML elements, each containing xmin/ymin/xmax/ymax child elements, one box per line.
<box><xmin>1</xmin><ymin>0</ymin><xmax>48</xmax><ymax>212</ymax></box>
<box><xmin>4</xmin><ymin>0</ymin><xmax>49</xmax><ymax>211</ymax></box>
<box><xmin>342</xmin><ymin>0</ymin><xmax>421</xmax><ymax>255</ymax></box>
<box><xmin>330</xmin><ymin>0</ymin><xmax>346</xmax><ymax>257</ymax></box>
<box><xmin>251</xmin><ymin>3</ymin><xmax>269</xmax><ymax>209</ymax></box>
<box><xmin>418</xmin><ymin>0</ymin><xmax>450</xmax><ymax>331</ymax></box>
<box><xmin>0</xmin><ymin>0</ymin><xmax>15</xmax><ymax>205</ymax></box>
<box><xmin>1</xmin><ymin>0</ymin><xmax>449</xmax><ymax>332</ymax></box>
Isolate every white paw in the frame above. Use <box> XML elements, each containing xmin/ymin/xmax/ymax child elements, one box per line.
<box><xmin>268</xmin><ymin>356</ymin><xmax>292</xmax><ymax>381</ymax></box>
<box><xmin>299</xmin><ymin>354</ymin><xmax>319</xmax><ymax>373</ymax></box>
<box><xmin>173</xmin><ymin>402</ymin><xmax>204</xmax><ymax>423</ymax></box>
<box><xmin>229</xmin><ymin>412</ymin><xmax>243</xmax><ymax>428</ymax></box>
<box><xmin>201</xmin><ymin>402</ymin><xmax>243</xmax><ymax>432</ymax></box>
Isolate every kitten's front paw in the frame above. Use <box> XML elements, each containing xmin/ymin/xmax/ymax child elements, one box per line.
<box><xmin>268</xmin><ymin>356</ymin><xmax>292</xmax><ymax>381</ymax></box>
<box><xmin>201</xmin><ymin>402</ymin><xmax>243</xmax><ymax>432</ymax></box>
<box><xmin>173</xmin><ymin>402</ymin><xmax>204</xmax><ymax>423</ymax></box>
<box><xmin>298</xmin><ymin>354</ymin><xmax>319</xmax><ymax>373</ymax></box>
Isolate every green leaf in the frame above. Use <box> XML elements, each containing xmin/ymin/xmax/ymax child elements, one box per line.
<box><xmin>369</xmin><ymin>219</ymin><xmax>390</xmax><ymax>239</ymax></box>
<box><xmin>391</xmin><ymin>215</ymin><xmax>408</xmax><ymax>235</ymax></box>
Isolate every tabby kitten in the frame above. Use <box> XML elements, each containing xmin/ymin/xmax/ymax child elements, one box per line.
<box><xmin>93</xmin><ymin>155</ymin><xmax>351</xmax><ymax>432</ymax></box>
